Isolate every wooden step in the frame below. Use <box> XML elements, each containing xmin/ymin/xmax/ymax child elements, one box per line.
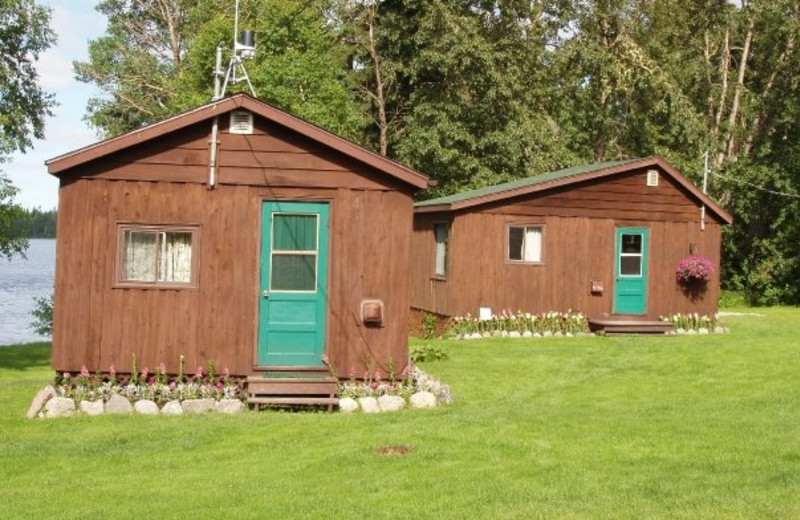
<box><xmin>247</xmin><ymin>376</ymin><xmax>337</xmax><ymax>396</ymax></box>
<box><xmin>248</xmin><ymin>397</ymin><xmax>339</xmax><ymax>406</ymax></box>
<box><xmin>589</xmin><ymin>319</ymin><xmax>674</xmax><ymax>335</ymax></box>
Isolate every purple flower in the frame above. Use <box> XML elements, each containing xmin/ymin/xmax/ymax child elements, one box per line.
<box><xmin>676</xmin><ymin>256</ymin><xmax>715</xmax><ymax>282</ymax></box>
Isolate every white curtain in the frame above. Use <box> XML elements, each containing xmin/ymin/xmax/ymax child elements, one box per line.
<box><xmin>523</xmin><ymin>227</ymin><xmax>542</xmax><ymax>262</ymax></box>
<box><xmin>123</xmin><ymin>231</ymin><xmax>158</xmax><ymax>281</ymax></box>
<box><xmin>435</xmin><ymin>224</ymin><xmax>448</xmax><ymax>276</ymax></box>
<box><xmin>159</xmin><ymin>232</ymin><xmax>193</xmax><ymax>283</ymax></box>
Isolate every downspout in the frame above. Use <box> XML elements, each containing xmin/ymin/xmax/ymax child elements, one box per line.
<box><xmin>208</xmin><ymin>44</ymin><xmax>224</xmax><ymax>190</ymax></box>
<box><xmin>700</xmin><ymin>151</ymin><xmax>709</xmax><ymax>231</ymax></box>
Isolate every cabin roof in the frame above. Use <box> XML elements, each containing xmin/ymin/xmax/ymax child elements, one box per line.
<box><xmin>45</xmin><ymin>93</ymin><xmax>431</xmax><ymax>190</ymax></box>
<box><xmin>414</xmin><ymin>157</ymin><xmax>733</xmax><ymax>224</ymax></box>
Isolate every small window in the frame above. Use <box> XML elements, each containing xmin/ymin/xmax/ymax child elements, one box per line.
<box><xmin>508</xmin><ymin>225</ymin><xmax>543</xmax><ymax>263</ymax></box>
<box><xmin>118</xmin><ymin>226</ymin><xmax>197</xmax><ymax>286</ymax></box>
<box><xmin>433</xmin><ymin>222</ymin><xmax>449</xmax><ymax>277</ymax></box>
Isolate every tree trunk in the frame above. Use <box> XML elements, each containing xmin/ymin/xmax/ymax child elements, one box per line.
<box><xmin>724</xmin><ymin>16</ymin><xmax>754</xmax><ymax>162</ymax></box>
<box><xmin>712</xmin><ymin>26</ymin><xmax>730</xmax><ymax>169</ymax></box>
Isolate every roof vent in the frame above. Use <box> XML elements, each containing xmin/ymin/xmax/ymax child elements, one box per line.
<box><xmin>229</xmin><ymin>110</ymin><xmax>253</xmax><ymax>134</ymax></box>
<box><xmin>646</xmin><ymin>169</ymin><xmax>659</xmax><ymax>187</ymax></box>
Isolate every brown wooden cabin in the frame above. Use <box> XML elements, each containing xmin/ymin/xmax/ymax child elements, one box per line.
<box><xmin>411</xmin><ymin>158</ymin><xmax>732</xmax><ymax>326</ymax></box>
<box><xmin>46</xmin><ymin>93</ymin><xmax>430</xmax><ymax>387</ymax></box>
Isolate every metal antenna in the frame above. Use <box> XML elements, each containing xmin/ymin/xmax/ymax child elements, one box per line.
<box><xmin>216</xmin><ymin>0</ymin><xmax>257</xmax><ymax>99</ymax></box>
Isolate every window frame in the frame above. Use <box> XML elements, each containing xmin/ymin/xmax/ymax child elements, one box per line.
<box><xmin>505</xmin><ymin>223</ymin><xmax>545</xmax><ymax>265</ymax></box>
<box><xmin>114</xmin><ymin>223</ymin><xmax>200</xmax><ymax>289</ymax></box>
<box><xmin>432</xmin><ymin>221</ymin><xmax>450</xmax><ymax>279</ymax></box>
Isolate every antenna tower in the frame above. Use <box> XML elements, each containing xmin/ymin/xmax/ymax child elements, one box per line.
<box><xmin>213</xmin><ymin>0</ymin><xmax>257</xmax><ymax>100</ymax></box>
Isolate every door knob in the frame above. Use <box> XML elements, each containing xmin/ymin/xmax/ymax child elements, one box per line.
<box><xmin>262</xmin><ymin>290</ymin><xmax>269</xmax><ymax>298</ymax></box>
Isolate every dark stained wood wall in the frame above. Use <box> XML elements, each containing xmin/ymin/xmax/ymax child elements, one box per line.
<box><xmin>53</xmin><ymin>116</ymin><xmax>414</xmax><ymax>377</ymax></box>
<box><xmin>411</xmin><ymin>167</ymin><xmax>724</xmax><ymax>319</ymax></box>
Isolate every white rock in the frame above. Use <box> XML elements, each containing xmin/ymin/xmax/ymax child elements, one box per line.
<box><xmin>698</xmin><ymin>327</ymin><xmax>709</xmax><ymax>335</ymax></box>
<box><xmin>491</xmin><ymin>331</ymin><xmax>502</xmax><ymax>338</ymax></box>
<box><xmin>481</xmin><ymin>331</ymin><xmax>491</xmax><ymax>338</ymax></box>
<box><xmin>509</xmin><ymin>331</ymin><xmax>521</xmax><ymax>338</ymax></box>
<box><xmin>676</xmin><ymin>328</ymin><xmax>687</xmax><ymax>335</ymax></box>
<box><xmin>105</xmin><ymin>394</ymin><xmax>133</xmax><ymax>415</ymax></box>
<box><xmin>409</xmin><ymin>391</ymin><xmax>437</xmax><ymax>409</ymax></box>
<box><xmin>500</xmin><ymin>330</ymin><xmax>509</xmax><ymax>338</ymax></box>
<box><xmin>27</xmin><ymin>386</ymin><xmax>56</xmax><ymax>419</ymax></box>
<box><xmin>533</xmin><ymin>332</ymin><xmax>542</xmax><ymax>338</ymax></box>
<box><xmin>338</xmin><ymin>397</ymin><xmax>359</xmax><ymax>413</ymax></box>
<box><xmin>522</xmin><ymin>331</ymin><xmax>533</xmax><ymax>338</ymax></box>
<box><xmin>543</xmin><ymin>331</ymin><xmax>553</xmax><ymax>337</ymax></box>
<box><xmin>358</xmin><ymin>397</ymin><xmax>380</xmax><ymax>414</ymax></box>
<box><xmin>134</xmin><ymin>400</ymin><xmax>160</xmax><ymax>415</ymax></box>
<box><xmin>44</xmin><ymin>397</ymin><xmax>75</xmax><ymax>418</ymax></box>
<box><xmin>554</xmin><ymin>331</ymin><xmax>564</xmax><ymax>337</ymax></box>
<box><xmin>687</xmin><ymin>329</ymin><xmax>697</xmax><ymax>335</ymax></box>
<box><xmin>181</xmin><ymin>398</ymin><xmax>215</xmax><ymax>414</ymax></box>
<box><xmin>470</xmin><ymin>332</ymin><xmax>483</xmax><ymax>339</ymax></box>
<box><xmin>215</xmin><ymin>399</ymin><xmax>245</xmax><ymax>414</ymax></box>
<box><xmin>713</xmin><ymin>326</ymin><xmax>725</xmax><ymax>334</ymax></box>
<box><xmin>566</xmin><ymin>332</ymin><xmax>574</xmax><ymax>337</ymax></box>
<box><xmin>160</xmin><ymin>400</ymin><xmax>184</xmax><ymax>415</ymax></box>
<box><xmin>79</xmin><ymin>400</ymin><xmax>104</xmax><ymax>416</ymax></box>
<box><xmin>378</xmin><ymin>395</ymin><xmax>406</xmax><ymax>412</ymax></box>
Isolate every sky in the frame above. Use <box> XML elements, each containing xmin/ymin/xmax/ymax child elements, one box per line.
<box><xmin>5</xmin><ymin>1</ymin><xmax>106</xmax><ymax>210</ymax></box>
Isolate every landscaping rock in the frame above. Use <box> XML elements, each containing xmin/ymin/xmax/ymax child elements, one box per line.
<box><xmin>134</xmin><ymin>400</ymin><xmax>160</xmax><ymax>415</ymax></box>
<box><xmin>44</xmin><ymin>397</ymin><xmax>76</xmax><ymax>418</ymax></box>
<box><xmin>378</xmin><ymin>395</ymin><xmax>406</xmax><ymax>412</ymax></box>
<box><xmin>27</xmin><ymin>386</ymin><xmax>56</xmax><ymax>419</ymax></box>
<box><xmin>500</xmin><ymin>330</ymin><xmax>509</xmax><ymax>338</ymax></box>
<box><xmin>470</xmin><ymin>332</ymin><xmax>483</xmax><ymax>340</ymax></box>
<box><xmin>509</xmin><ymin>331</ymin><xmax>521</xmax><ymax>338</ymax></box>
<box><xmin>79</xmin><ymin>400</ymin><xmax>104</xmax><ymax>416</ymax></box>
<box><xmin>687</xmin><ymin>329</ymin><xmax>697</xmax><ymax>335</ymax></box>
<box><xmin>160</xmin><ymin>400</ymin><xmax>183</xmax><ymax>415</ymax></box>
<box><xmin>339</xmin><ymin>397</ymin><xmax>359</xmax><ymax>413</ymax></box>
<box><xmin>215</xmin><ymin>399</ymin><xmax>245</xmax><ymax>415</ymax></box>
<box><xmin>565</xmin><ymin>332</ymin><xmax>574</xmax><ymax>337</ymax></box>
<box><xmin>554</xmin><ymin>331</ymin><xmax>564</xmax><ymax>337</ymax></box>
<box><xmin>410</xmin><ymin>391</ymin><xmax>437</xmax><ymax>409</ymax></box>
<box><xmin>481</xmin><ymin>331</ymin><xmax>491</xmax><ymax>338</ymax></box>
<box><xmin>533</xmin><ymin>332</ymin><xmax>542</xmax><ymax>338</ymax></box>
<box><xmin>543</xmin><ymin>331</ymin><xmax>553</xmax><ymax>337</ymax></box>
<box><xmin>357</xmin><ymin>397</ymin><xmax>380</xmax><ymax>414</ymax></box>
<box><xmin>698</xmin><ymin>327</ymin><xmax>710</xmax><ymax>335</ymax></box>
<box><xmin>522</xmin><ymin>331</ymin><xmax>532</xmax><ymax>338</ymax></box>
<box><xmin>105</xmin><ymin>394</ymin><xmax>133</xmax><ymax>415</ymax></box>
<box><xmin>676</xmin><ymin>328</ymin><xmax>687</xmax><ymax>335</ymax></box>
<box><xmin>181</xmin><ymin>398</ymin><xmax>215</xmax><ymax>414</ymax></box>
<box><xmin>491</xmin><ymin>331</ymin><xmax>502</xmax><ymax>338</ymax></box>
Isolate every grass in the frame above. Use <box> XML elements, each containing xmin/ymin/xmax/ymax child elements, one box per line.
<box><xmin>1</xmin><ymin>308</ymin><xmax>799</xmax><ymax>519</ymax></box>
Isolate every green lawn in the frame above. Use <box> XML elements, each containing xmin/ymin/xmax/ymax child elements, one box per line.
<box><xmin>1</xmin><ymin>308</ymin><xmax>798</xmax><ymax>519</ymax></box>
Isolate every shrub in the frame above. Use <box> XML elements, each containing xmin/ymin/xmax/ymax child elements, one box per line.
<box><xmin>409</xmin><ymin>343</ymin><xmax>448</xmax><ymax>363</ymax></box>
<box><xmin>30</xmin><ymin>293</ymin><xmax>53</xmax><ymax>336</ymax></box>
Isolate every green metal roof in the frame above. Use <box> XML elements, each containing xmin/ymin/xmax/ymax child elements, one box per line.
<box><xmin>415</xmin><ymin>158</ymin><xmax>643</xmax><ymax>208</ymax></box>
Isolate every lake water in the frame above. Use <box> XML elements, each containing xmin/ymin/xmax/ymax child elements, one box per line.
<box><xmin>0</xmin><ymin>239</ymin><xmax>55</xmax><ymax>345</ymax></box>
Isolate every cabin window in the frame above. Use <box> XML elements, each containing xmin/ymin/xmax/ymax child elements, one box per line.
<box><xmin>118</xmin><ymin>226</ymin><xmax>197</xmax><ymax>287</ymax></box>
<box><xmin>433</xmin><ymin>222</ymin><xmax>449</xmax><ymax>277</ymax></box>
<box><xmin>507</xmin><ymin>225</ymin><xmax>543</xmax><ymax>263</ymax></box>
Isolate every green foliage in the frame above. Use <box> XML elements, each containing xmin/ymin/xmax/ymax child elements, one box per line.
<box><xmin>0</xmin><ymin>172</ymin><xmax>28</xmax><ymax>260</ymax></box>
<box><xmin>421</xmin><ymin>312</ymin><xmax>437</xmax><ymax>339</ymax></box>
<box><xmin>409</xmin><ymin>343</ymin><xmax>448</xmax><ymax>363</ymax></box>
<box><xmin>29</xmin><ymin>293</ymin><xmax>52</xmax><ymax>336</ymax></box>
<box><xmin>12</xmin><ymin>207</ymin><xmax>56</xmax><ymax>238</ymax></box>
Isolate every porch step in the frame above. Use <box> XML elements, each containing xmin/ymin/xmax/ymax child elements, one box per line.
<box><xmin>246</xmin><ymin>374</ymin><xmax>339</xmax><ymax>411</ymax></box>
<box><xmin>589</xmin><ymin>319</ymin><xmax>674</xmax><ymax>335</ymax></box>
<box><xmin>247</xmin><ymin>397</ymin><xmax>339</xmax><ymax>406</ymax></box>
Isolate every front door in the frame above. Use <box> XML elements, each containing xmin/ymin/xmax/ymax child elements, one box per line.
<box><xmin>258</xmin><ymin>201</ymin><xmax>329</xmax><ymax>367</ymax></box>
<box><xmin>613</xmin><ymin>227</ymin><xmax>648</xmax><ymax>315</ymax></box>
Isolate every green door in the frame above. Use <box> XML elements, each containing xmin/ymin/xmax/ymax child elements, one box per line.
<box><xmin>258</xmin><ymin>201</ymin><xmax>329</xmax><ymax>367</ymax></box>
<box><xmin>613</xmin><ymin>228</ymin><xmax>648</xmax><ymax>315</ymax></box>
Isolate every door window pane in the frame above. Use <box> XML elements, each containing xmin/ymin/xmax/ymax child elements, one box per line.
<box><xmin>620</xmin><ymin>255</ymin><xmax>642</xmax><ymax>276</ymax></box>
<box><xmin>621</xmin><ymin>234</ymin><xmax>642</xmax><ymax>254</ymax></box>
<box><xmin>271</xmin><ymin>254</ymin><xmax>316</xmax><ymax>291</ymax></box>
<box><xmin>273</xmin><ymin>214</ymin><xmax>317</xmax><ymax>251</ymax></box>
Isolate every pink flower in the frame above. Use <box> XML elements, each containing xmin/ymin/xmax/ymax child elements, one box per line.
<box><xmin>223</xmin><ymin>367</ymin><xmax>230</xmax><ymax>377</ymax></box>
<box><xmin>159</xmin><ymin>363</ymin><xmax>166</xmax><ymax>375</ymax></box>
<box><xmin>62</xmin><ymin>372</ymin><xmax>70</xmax><ymax>380</ymax></box>
<box><xmin>109</xmin><ymin>365</ymin><xmax>116</xmax><ymax>376</ymax></box>
<box><xmin>169</xmin><ymin>382</ymin><xmax>176</xmax><ymax>390</ymax></box>
<box><xmin>349</xmin><ymin>366</ymin><xmax>357</xmax><ymax>377</ymax></box>
<box><xmin>142</xmin><ymin>367</ymin><xmax>149</xmax><ymax>379</ymax></box>
<box><xmin>148</xmin><ymin>377</ymin><xmax>155</xmax><ymax>386</ymax></box>
<box><xmin>80</xmin><ymin>365</ymin><xmax>89</xmax><ymax>377</ymax></box>
<box><xmin>196</xmin><ymin>366</ymin><xmax>204</xmax><ymax>377</ymax></box>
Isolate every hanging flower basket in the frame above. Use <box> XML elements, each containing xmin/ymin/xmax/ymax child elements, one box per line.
<box><xmin>676</xmin><ymin>256</ymin><xmax>715</xmax><ymax>283</ymax></box>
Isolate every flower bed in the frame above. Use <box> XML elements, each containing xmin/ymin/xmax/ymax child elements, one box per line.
<box><xmin>447</xmin><ymin>310</ymin><xmax>591</xmax><ymax>339</ymax></box>
<box><xmin>660</xmin><ymin>313</ymin><xmax>729</xmax><ymax>334</ymax></box>
<box><xmin>337</xmin><ymin>364</ymin><xmax>452</xmax><ymax>413</ymax></box>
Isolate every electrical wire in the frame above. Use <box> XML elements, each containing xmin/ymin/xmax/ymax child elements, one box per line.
<box><xmin>709</xmin><ymin>170</ymin><xmax>800</xmax><ymax>199</ymax></box>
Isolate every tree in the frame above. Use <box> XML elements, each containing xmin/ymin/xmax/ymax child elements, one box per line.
<box><xmin>0</xmin><ymin>0</ymin><xmax>56</xmax><ymax>259</ymax></box>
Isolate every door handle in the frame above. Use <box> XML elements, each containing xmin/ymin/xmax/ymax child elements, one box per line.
<box><xmin>262</xmin><ymin>290</ymin><xmax>269</xmax><ymax>298</ymax></box>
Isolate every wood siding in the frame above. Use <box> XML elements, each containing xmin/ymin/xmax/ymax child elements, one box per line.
<box><xmin>53</xmin><ymin>113</ymin><xmax>414</xmax><ymax>378</ymax></box>
<box><xmin>411</xmin><ymin>168</ymin><xmax>723</xmax><ymax>318</ymax></box>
